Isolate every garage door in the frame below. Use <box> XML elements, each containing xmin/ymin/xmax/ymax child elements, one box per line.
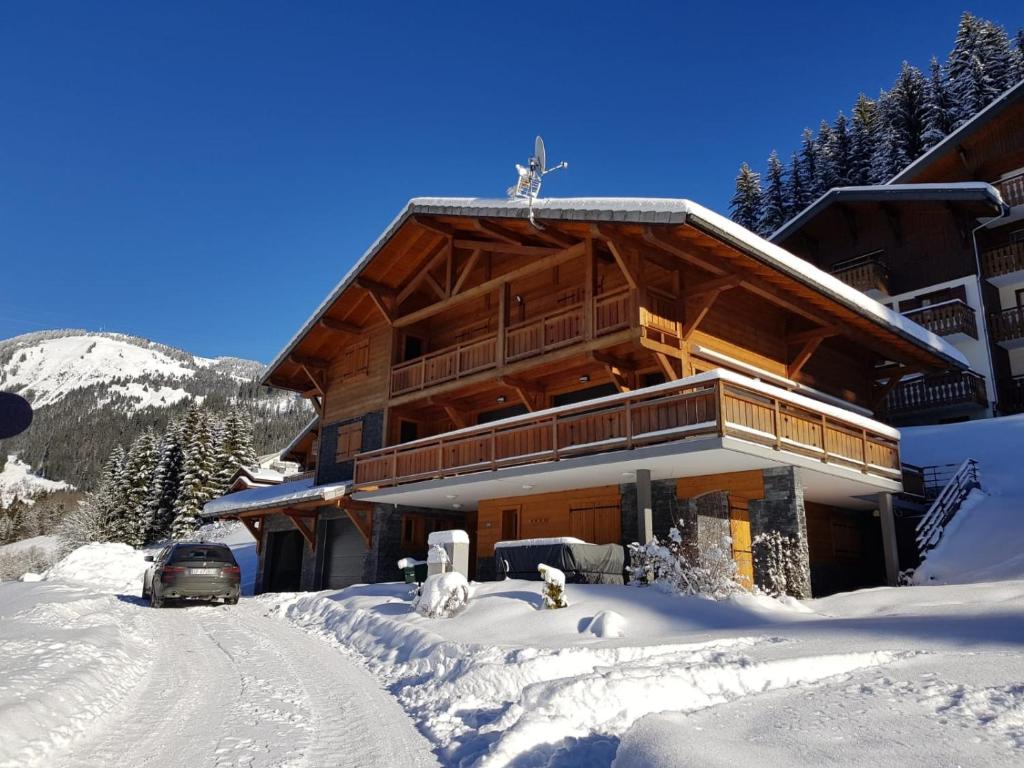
<box><xmin>265</xmin><ymin>529</ymin><xmax>304</xmax><ymax>592</ymax></box>
<box><xmin>320</xmin><ymin>516</ymin><xmax>365</xmax><ymax>589</ymax></box>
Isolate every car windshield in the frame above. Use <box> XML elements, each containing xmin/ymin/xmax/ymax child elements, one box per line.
<box><xmin>169</xmin><ymin>546</ymin><xmax>235</xmax><ymax>563</ymax></box>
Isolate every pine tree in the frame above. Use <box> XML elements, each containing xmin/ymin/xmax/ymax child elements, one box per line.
<box><xmin>815</xmin><ymin>120</ymin><xmax>838</xmax><ymax>193</ymax></box>
<box><xmin>976</xmin><ymin>18</ymin><xmax>1017</xmax><ymax>96</ymax></box>
<box><xmin>886</xmin><ymin>62</ymin><xmax>928</xmax><ymax>168</ymax></box>
<box><xmin>119</xmin><ymin>430</ymin><xmax>158</xmax><ymax>548</ymax></box>
<box><xmin>922</xmin><ymin>57</ymin><xmax>956</xmax><ymax>149</ymax></box>
<box><xmin>729</xmin><ymin>163</ymin><xmax>764</xmax><ymax>234</ymax></box>
<box><xmin>1016</xmin><ymin>29</ymin><xmax>1024</xmax><ymax>81</ymax></box>
<box><xmin>850</xmin><ymin>94</ymin><xmax>880</xmax><ymax>185</ymax></box>
<box><xmin>830</xmin><ymin>113</ymin><xmax>853</xmax><ymax>186</ymax></box>
<box><xmin>170</xmin><ymin>405</ymin><xmax>218</xmax><ymax>538</ymax></box>
<box><xmin>213</xmin><ymin>406</ymin><xmax>258</xmax><ymax>494</ymax></box>
<box><xmin>761</xmin><ymin>150</ymin><xmax>788</xmax><ymax>235</ymax></box>
<box><xmin>96</xmin><ymin>445</ymin><xmax>128</xmax><ymax>541</ymax></box>
<box><xmin>797</xmin><ymin>128</ymin><xmax>822</xmax><ymax>201</ymax></box>
<box><xmin>784</xmin><ymin>152</ymin><xmax>805</xmax><ymax>218</ymax></box>
<box><xmin>148</xmin><ymin>418</ymin><xmax>184</xmax><ymax>542</ymax></box>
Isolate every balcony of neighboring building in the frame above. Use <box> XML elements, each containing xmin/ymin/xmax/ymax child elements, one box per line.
<box><xmin>901</xmin><ymin>299</ymin><xmax>978</xmax><ymax>343</ymax></box>
<box><xmin>389</xmin><ymin>284</ymin><xmax>681</xmax><ymax>401</ymax></box>
<box><xmin>352</xmin><ymin>369</ymin><xmax>903</xmax><ymax>509</ymax></box>
<box><xmin>991</xmin><ymin>304</ymin><xmax>1024</xmax><ymax>349</ymax></box>
<box><xmin>995</xmin><ymin>170</ymin><xmax>1024</xmax><ymax>209</ymax></box>
<box><xmin>982</xmin><ymin>240</ymin><xmax>1024</xmax><ymax>287</ymax></box>
<box><xmin>1004</xmin><ymin>375</ymin><xmax>1024</xmax><ymax>415</ymax></box>
<box><xmin>829</xmin><ymin>252</ymin><xmax>890</xmax><ymax>297</ymax></box>
<box><xmin>883</xmin><ymin>370</ymin><xmax>988</xmax><ymax>419</ymax></box>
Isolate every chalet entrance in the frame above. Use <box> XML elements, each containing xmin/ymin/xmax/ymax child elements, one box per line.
<box><xmin>264</xmin><ymin>529</ymin><xmax>304</xmax><ymax>592</ymax></box>
<box><xmin>729</xmin><ymin>502</ymin><xmax>754</xmax><ymax>589</ymax></box>
<box><xmin>318</xmin><ymin>516</ymin><xmax>365</xmax><ymax>589</ymax></box>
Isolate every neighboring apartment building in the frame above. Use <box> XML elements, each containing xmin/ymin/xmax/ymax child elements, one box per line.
<box><xmin>204</xmin><ymin>196</ymin><xmax>965</xmax><ymax>598</ymax></box>
<box><xmin>774</xmin><ymin>79</ymin><xmax>1024</xmax><ymax>424</ymax></box>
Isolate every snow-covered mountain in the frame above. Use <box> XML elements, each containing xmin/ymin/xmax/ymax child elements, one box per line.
<box><xmin>0</xmin><ymin>330</ymin><xmax>311</xmax><ymax>493</ymax></box>
<box><xmin>0</xmin><ymin>455</ymin><xmax>73</xmax><ymax>507</ymax></box>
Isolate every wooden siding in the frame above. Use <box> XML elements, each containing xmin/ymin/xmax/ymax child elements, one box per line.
<box><xmin>322</xmin><ymin>322</ymin><xmax>393</xmax><ymax>424</ymax></box>
<box><xmin>477</xmin><ymin>486</ymin><xmax>621</xmax><ymax>557</ymax></box>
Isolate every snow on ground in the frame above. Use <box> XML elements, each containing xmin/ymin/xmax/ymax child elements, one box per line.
<box><xmin>902</xmin><ymin>414</ymin><xmax>1024</xmax><ymax>583</ymax></box>
<box><xmin>0</xmin><ymin>535</ymin><xmax>59</xmax><ymax>556</ymax></box>
<box><xmin>40</xmin><ymin>543</ymin><xmax>149</xmax><ymax>595</ymax></box>
<box><xmin>275</xmin><ymin>577</ymin><xmax>1024</xmax><ymax>767</ymax></box>
<box><xmin>0</xmin><ymin>455</ymin><xmax>73</xmax><ymax>507</ymax></box>
<box><xmin>97</xmin><ymin>382</ymin><xmax>197</xmax><ymax>411</ymax></box>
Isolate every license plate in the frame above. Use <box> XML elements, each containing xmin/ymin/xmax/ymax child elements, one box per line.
<box><xmin>189</xmin><ymin>568</ymin><xmax>218</xmax><ymax>575</ymax></box>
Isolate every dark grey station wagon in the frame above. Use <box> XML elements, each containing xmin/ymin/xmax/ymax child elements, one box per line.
<box><xmin>142</xmin><ymin>542</ymin><xmax>241</xmax><ymax>607</ymax></box>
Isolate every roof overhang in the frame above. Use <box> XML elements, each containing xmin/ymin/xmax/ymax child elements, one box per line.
<box><xmin>771</xmin><ymin>182</ymin><xmax>1009</xmax><ymax>244</ymax></box>
<box><xmin>202</xmin><ymin>479</ymin><xmax>349</xmax><ymax>518</ymax></box>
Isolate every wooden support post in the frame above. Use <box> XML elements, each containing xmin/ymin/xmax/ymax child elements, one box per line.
<box><xmin>283</xmin><ymin>508</ymin><xmax>318</xmax><ymax>551</ymax></box>
<box><xmin>583</xmin><ymin>237</ymin><xmax>595</xmax><ymax>341</ymax></box>
<box><xmin>496</xmin><ymin>282</ymin><xmax>508</xmax><ymax>365</ymax></box>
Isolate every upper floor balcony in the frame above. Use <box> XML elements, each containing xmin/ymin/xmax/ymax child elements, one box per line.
<box><xmin>354</xmin><ymin>369</ymin><xmax>903</xmax><ymax>493</ymax></box>
<box><xmin>991</xmin><ymin>305</ymin><xmax>1024</xmax><ymax>350</ymax></box>
<box><xmin>981</xmin><ymin>241</ymin><xmax>1024</xmax><ymax>287</ymax></box>
<box><xmin>389</xmin><ymin>286</ymin><xmax>669</xmax><ymax>398</ymax></box>
<box><xmin>829</xmin><ymin>253</ymin><xmax>890</xmax><ymax>296</ymax></box>
<box><xmin>901</xmin><ymin>300</ymin><xmax>978</xmax><ymax>342</ymax></box>
<box><xmin>883</xmin><ymin>370</ymin><xmax>988</xmax><ymax>419</ymax></box>
<box><xmin>996</xmin><ymin>170</ymin><xmax>1024</xmax><ymax>208</ymax></box>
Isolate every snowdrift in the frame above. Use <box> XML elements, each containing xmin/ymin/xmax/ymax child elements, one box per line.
<box><xmin>43</xmin><ymin>542</ymin><xmax>149</xmax><ymax>595</ymax></box>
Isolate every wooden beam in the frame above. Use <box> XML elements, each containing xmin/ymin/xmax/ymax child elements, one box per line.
<box><xmin>397</xmin><ymin>238</ymin><xmax>449</xmax><ymax>304</ymax></box>
<box><xmin>289</xmin><ymin>353</ymin><xmax>328</xmax><ymax>371</ymax></box>
<box><xmin>474</xmin><ymin>219</ymin><xmax>521</xmax><ymax>244</ymax></box>
<box><xmin>682</xmin><ymin>289</ymin><xmax>723</xmax><ymax>342</ymax></box>
<box><xmin>591</xmin><ymin>350</ymin><xmax>636</xmax><ymax>371</ymax></box>
<box><xmin>788</xmin><ymin>325</ymin><xmax>841</xmax><ymax>344</ymax></box>
<box><xmin>283</xmin><ymin>507</ymin><xmax>317</xmax><ymax>551</ymax></box>
<box><xmin>411</xmin><ymin>215</ymin><xmax>459</xmax><ymax>238</ymax></box>
<box><xmin>501</xmin><ymin>375</ymin><xmax>545</xmax><ymax>411</ymax></box>
<box><xmin>452</xmin><ymin>249</ymin><xmax>481</xmax><ymax>295</ymax></box>
<box><xmin>355</xmin><ymin>277</ymin><xmax>396</xmax><ymax>324</ymax></box>
<box><xmin>872</xmin><ymin>376</ymin><xmax>903</xmax><ymax>411</ymax></box>
<box><xmin>682</xmin><ymin>273</ymin><xmax>742</xmax><ymax>299</ymax></box>
<box><xmin>394</xmin><ymin>241</ymin><xmax>586</xmax><ymax>328</ymax></box>
<box><xmin>654</xmin><ymin>352</ymin><xmax>682</xmax><ymax>381</ymax></box>
<box><xmin>643</xmin><ymin>226</ymin><xmax>726</xmax><ymax>276</ymax></box>
<box><xmin>299</xmin><ymin>364</ymin><xmax>325</xmax><ymax>397</ymax></box>
<box><xmin>337</xmin><ymin>498</ymin><xmax>374</xmax><ymax>546</ymax></box>
<box><xmin>592</xmin><ymin>227</ymin><xmax>638</xmax><ymax>289</ymax></box>
<box><xmin>452</xmin><ymin>239</ymin><xmax>557</xmax><ymax>257</ymax></box>
<box><xmin>442</xmin><ymin>404</ymin><xmax>467</xmax><ymax>429</ymax></box>
<box><xmin>787</xmin><ymin>336</ymin><xmax>825</xmax><ymax>378</ymax></box>
<box><xmin>319</xmin><ymin>317</ymin><xmax>362</xmax><ymax>335</ymax></box>
<box><xmin>530</xmin><ymin>225</ymin><xmax>576</xmax><ymax>248</ymax></box>
<box><xmin>239</xmin><ymin>515</ymin><xmax>264</xmax><ymax>553</ymax></box>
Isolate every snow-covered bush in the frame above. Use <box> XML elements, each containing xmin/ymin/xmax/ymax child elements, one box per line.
<box><xmin>585</xmin><ymin>609</ymin><xmax>626</xmax><ymax>638</ymax></box>
<box><xmin>414</xmin><ymin>571</ymin><xmax>470</xmax><ymax>618</ymax></box>
<box><xmin>538</xmin><ymin>563</ymin><xmax>568</xmax><ymax>609</ymax></box>
<box><xmin>627</xmin><ymin>521</ymin><xmax>743</xmax><ymax>600</ymax></box>
<box><xmin>56</xmin><ymin>496</ymin><xmax>111</xmax><ymax>553</ymax></box>
<box><xmin>0</xmin><ymin>546</ymin><xmax>59</xmax><ymax>582</ymax></box>
<box><xmin>752</xmin><ymin>530</ymin><xmax>809</xmax><ymax>599</ymax></box>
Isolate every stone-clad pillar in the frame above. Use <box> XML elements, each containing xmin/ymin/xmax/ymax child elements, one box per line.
<box><xmin>748</xmin><ymin>466</ymin><xmax>812</xmax><ymax>597</ymax></box>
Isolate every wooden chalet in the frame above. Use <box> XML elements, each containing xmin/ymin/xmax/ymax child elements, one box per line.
<box><xmin>208</xmin><ymin>196</ymin><xmax>967</xmax><ymax>597</ymax></box>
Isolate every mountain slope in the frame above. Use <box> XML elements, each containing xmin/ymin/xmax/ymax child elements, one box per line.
<box><xmin>0</xmin><ymin>330</ymin><xmax>310</xmax><ymax>492</ymax></box>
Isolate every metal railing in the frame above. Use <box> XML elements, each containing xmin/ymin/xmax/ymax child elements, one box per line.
<box><xmin>916</xmin><ymin>458</ymin><xmax>981</xmax><ymax>556</ymax></box>
<box><xmin>902</xmin><ymin>300</ymin><xmax>978</xmax><ymax>339</ymax></box>
<box><xmin>355</xmin><ymin>372</ymin><xmax>901</xmax><ymax>489</ymax></box>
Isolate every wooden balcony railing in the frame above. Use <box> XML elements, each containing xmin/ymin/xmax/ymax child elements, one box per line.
<box><xmin>356</xmin><ymin>371</ymin><xmax>901</xmax><ymax>489</ymax></box>
<box><xmin>884</xmin><ymin>371</ymin><xmax>988</xmax><ymax>415</ymax></box>
<box><xmin>390</xmin><ymin>288</ymin><xmax>649</xmax><ymax>396</ymax></box>
<box><xmin>902</xmin><ymin>300</ymin><xmax>978</xmax><ymax>339</ymax></box>
<box><xmin>1005</xmin><ymin>376</ymin><xmax>1024</xmax><ymax>415</ymax></box>
<box><xmin>997</xmin><ymin>171</ymin><xmax>1024</xmax><ymax>208</ymax></box>
<box><xmin>982</xmin><ymin>241</ymin><xmax>1024</xmax><ymax>280</ymax></box>
<box><xmin>391</xmin><ymin>334</ymin><xmax>498</xmax><ymax>395</ymax></box>
<box><xmin>991</xmin><ymin>305</ymin><xmax>1024</xmax><ymax>344</ymax></box>
<box><xmin>641</xmin><ymin>287</ymin><xmax>681</xmax><ymax>345</ymax></box>
<box><xmin>830</xmin><ymin>254</ymin><xmax>889</xmax><ymax>294</ymax></box>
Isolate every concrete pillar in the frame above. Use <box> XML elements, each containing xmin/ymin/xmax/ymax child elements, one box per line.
<box><xmin>878</xmin><ymin>493</ymin><xmax>900</xmax><ymax>587</ymax></box>
<box><xmin>636</xmin><ymin>469</ymin><xmax>653</xmax><ymax>544</ymax></box>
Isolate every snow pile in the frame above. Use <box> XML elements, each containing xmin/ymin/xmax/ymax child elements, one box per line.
<box><xmin>0</xmin><ymin>584</ymin><xmax>153</xmax><ymax>766</ymax></box>
<box><xmin>583</xmin><ymin>610</ymin><xmax>626</xmax><ymax>638</ymax></box>
<box><xmin>414</xmin><ymin>572</ymin><xmax>470</xmax><ymax>618</ymax></box>
<box><xmin>43</xmin><ymin>542</ymin><xmax>149</xmax><ymax>595</ymax></box>
<box><xmin>902</xmin><ymin>414</ymin><xmax>1024</xmax><ymax>583</ymax></box>
<box><xmin>0</xmin><ymin>455</ymin><xmax>73</xmax><ymax>507</ymax></box>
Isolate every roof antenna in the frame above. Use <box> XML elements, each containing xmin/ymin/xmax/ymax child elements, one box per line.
<box><xmin>507</xmin><ymin>135</ymin><xmax>568</xmax><ymax>229</ymax></box>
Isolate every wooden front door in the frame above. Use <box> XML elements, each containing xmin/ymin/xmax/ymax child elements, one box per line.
<box><xmin>500</xmin><ymin>506</ymin><xmax>521</xmax><ymax>542</ymax></box>
<box><xmin>729</xmin><ymin>503</ymin><xmax>754</xmax><ymax>589</ymax></box>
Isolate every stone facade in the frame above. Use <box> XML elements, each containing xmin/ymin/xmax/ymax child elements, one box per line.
<box><xmin>255</xmin><ymin>505</ymin><xmax>350</xmax><ymax>593</ymax></box>
<box><xmin>316</xmin><ymin>410</ymin><xmax>384</xmax><ymax>486</ymax></box>
<box><xmin>748</xmin><ymin>466</ymin><xmax>811</xmax><ymax>597</ymax></box>
<box><xmin>364</xmin><ymin>503</ymin><xmax>468</xmax><ymax>584</ymax></box>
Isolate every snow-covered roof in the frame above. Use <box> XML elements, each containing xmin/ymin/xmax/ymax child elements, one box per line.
<box><xmin>281</xmin><ymin>415</ymin><xmax>319</xmax><ymax>458</ymax></box>
<box><xmin>262</xmin><ymin>196</ymin><xmax>968</xmax><ymax>384</ymax></box>
<box><xmin>771</xmin><ymin>182</ymin><xmax>1008</xmax><ymax>243</ymax></box>
<box><xmin>891</xmin><ymin>78</ymin><xmax>1024</xmax><ymax>184</ymax></box>
<box><xmin>202</xmin><ymin>478</ymin><xmax>349</xmax><ymax>518</ymax></box>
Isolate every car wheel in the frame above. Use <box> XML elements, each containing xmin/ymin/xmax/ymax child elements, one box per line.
<box><xmin>150</xmin><ymin>589</ymin><xmax>163</xmax><ymax>609</ymax></box>
<box><xmin>141</xmin><ymin>581</ymin><xmax>150</xmax><ymax>600</ymax></box>
<box><xmin>225</xmin><ymin>595</ymin><xmax>239</xmax><ymax>606</ymax></box>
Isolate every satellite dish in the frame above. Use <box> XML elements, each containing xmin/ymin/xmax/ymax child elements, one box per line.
<box><xmin>535</xmin><ymin>136</ymin><xmax>546</xmax><ymax>174</ymax></box>
<box><xmin>0</xmin><ymin>392</ymin><xmax>33</xmax><ymax>439</ymax></box>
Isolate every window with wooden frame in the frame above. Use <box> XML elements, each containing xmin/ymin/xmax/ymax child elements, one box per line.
<box><xmin>340</xmin><ymin>338</ymin><xmax>370</xmax><ymax>379</ymax></box>
<box><xmin>335</xmin><ymin>421</ymin><xmax>363</xmax><ymax>462</ymax></box>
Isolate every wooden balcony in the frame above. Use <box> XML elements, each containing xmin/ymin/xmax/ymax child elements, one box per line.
<box><xmin>997</xmin><ymin>171</ymin><xmax>1024</xmax><ymax>208</ymax></box>
<box><xmin>901</xmin><ymin>300</ymin><xmax>978</xmax><ymax>340</ymax></box>
<box><xmin>982</xmin><ymin>241</ymin><xmax>1024</xmax><ymax>285</ymax></box>
<box><xmin>884</xmin><ymin>371</ymin><xmax>988</xmax><ymax>416</ymax></box>
<box><xmin>991</xmin><ymin>305</ymin><xmax>1024</xmax><ymax>349</ymax></box>
<box><xmin>390</xmin><ymin>288</ymin><xmax>634</xmax><ymax>396</ymax></box>
<box><xmin>1005</xmin><ymin>376</ymin><xmax>1024</xmax><ymax>415</ymax></box>
<box><xmin>830</xmin><ymin>254</ymin><xmax>889</xmax><ymax>295</ymax></box>
<box><xmin>356</xmin><ymin>371</ymin><xmax>901</xmax><ymax>489</ymax></box>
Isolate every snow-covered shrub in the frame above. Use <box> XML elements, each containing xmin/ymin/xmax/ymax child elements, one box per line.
<box><xmin>585</xmin><ymin>609</ymin><xmax>626</xmax><ymax>638</ymax></box>
<box><xmin>414</xmin><ymin>571</ymin><xmax>470</xmax><ymax>618</ymax></box>
<box><xmin>538</xmin><ymin>563</ymin><xmax>568</xmax><ymax>609</ymax></box>
<box><xmin>56</xmin><ymin>496</ymin><xmax>111</xmax><ymax>553</ymax></box>
<box><xmin>752</xmin><ymin>530</ymin><xmax>809</xmax><ymax>599</ymax></box>
<box><xmin>627</xmin><ymin>521</ymin><xmax>743</xmax><ymax>600</ymax></box>
<box><xmin>0</xmin><ymin>546</ymin><xmax>59</xmax><ymax>582</ymax></box>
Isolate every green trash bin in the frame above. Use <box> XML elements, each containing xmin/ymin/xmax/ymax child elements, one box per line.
<box><xmin>398</xmin><ymin>558</ymin><xmax>428</xmax><ymax>585</ymax></box>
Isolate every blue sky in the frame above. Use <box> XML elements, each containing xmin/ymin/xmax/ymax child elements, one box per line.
<box><xmin>1</xmin><ymin>2</ymin><xmax>1020</xmax><ymax>363</ymax></box>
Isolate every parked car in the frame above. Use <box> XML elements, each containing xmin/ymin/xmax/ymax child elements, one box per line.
<box><xmin>142</xmin><ymin>542</ymin><xmax>241</xmax><ymax>607</ymax></box>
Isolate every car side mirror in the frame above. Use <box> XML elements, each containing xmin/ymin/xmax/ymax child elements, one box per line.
<box><xmin>144</xmin><ymin>555</ymin><xmax>154</xmax><ymax>562</ymax></box>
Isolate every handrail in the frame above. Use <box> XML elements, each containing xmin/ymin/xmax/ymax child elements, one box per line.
<box><xmin>996</xmin><ymin>170</ymin><xmax>1024</xmax><ymax>207</ymax></box>
<box><xmin>916</xmin><ymin>458</ymin><xmax>980</xmax><ymax>556</ymax></box>
<box><xmin>991</xmin><ymin>304</ymin><xmax>1024</xmax><ymax>343</ymax></box>
<box><xmin>885</xmin><ymin>370</ymin><xmax>988</xmax><ymax>414</ymax></box>
<box><xmin>901</xmin><ymin>300</ymin><xmax>977</xmax><ymax>339</ymax></box>
<box><xmin>356</xmin><ymin>371</ymin><xmax>901</xmax><ymax>488</ymax></box>
<box><xmin>982</xmin><ymin>241</ymin><xmax>1024</xmax><ymax>279</ymax></box>
<box><xmin>391</xmin><ymin>333</ymin><xmax>498</xmax><ymax>395</ymax></box>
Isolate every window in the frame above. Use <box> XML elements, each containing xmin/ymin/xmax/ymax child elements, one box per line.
<box><xmin>1016</xmin><ymin>288</ymin><xmax>1024</xmax><ymax>309</ymax></box>
<box><xmin>340</xmin><ymin>338</ymin><xmax>370</xmax><ymax>379</ymax></box>
<box><xmin>335</xmin><ymin>421</ymin><xmax>364</xmax><ymax>462</ymax></box>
